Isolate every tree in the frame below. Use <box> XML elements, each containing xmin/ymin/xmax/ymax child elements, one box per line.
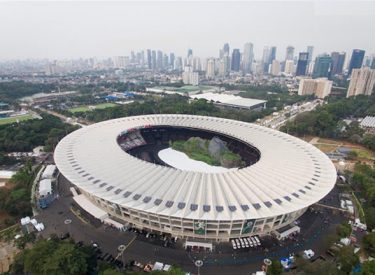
<box><xmin>337</xmin><ymin>246</ymin><xmax>359</xmax><ymax>274</ymax></box>
<box><xmin>346</xmin><ymin>150</ymin><xmax>358</xmax><ymax>160</ymax></box>
<box><xmin>365</xmin><ymin>208</ymin><xmax>375</xmax><ymax>231</ymax></box>
<box><xmin>361</xmin><ymin>260</ymin><xmax>375</xmax><ymax>275</ymax></box>
<box><xmin>12</xmin><ymin>239</ymin><xmax>92</xmax><ymax>275</ymax></box>
<box><xmin>336</xmin><ymin>222</ymin><xmax>352</xmax><ymax>238</ymax></box>
<box><xmin>102</xmin><ymin>268</ymin><xmax>124</xmax><ymax>275</ymax></box>
<box><xmin>363</xmin><ymin>134</ymin><xmax>375</xmax><ymax>150</ymax></box>
<box><xmin>267</xmin><ymin>259</ymin><xmax>283</xmax><ymax>275</ymax></box>
<box><xmin>363</xmin><ymin>233</ymin><xmax>375</xmax><ymax>257</ymax></box>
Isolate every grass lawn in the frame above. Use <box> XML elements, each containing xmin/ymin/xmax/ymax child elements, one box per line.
<box><xmin>314</xmin><ymin>144</ymin><xmax>338</xmax><ymax>153</ymax></box>
<box><xmin>353</xmin><ymin>148</ymin><xmax>375</xmax><ymax>159</ymax></box>
<box><xmin>0</xmin><ymin>114</ymin><xmax>35</xmax><ymax>125</ymax></box>
<box><xmin>68</xmin><ymin>103</ymin><xmax>117</xmax><ymax>113</ymax></box>
<box><xmin>317</xmin><ymin>138</ymin><xmax>342</xmax><ymax>145</ymax></box>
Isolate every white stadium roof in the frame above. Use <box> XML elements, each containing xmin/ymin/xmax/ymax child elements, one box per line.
<box><xmin>54</xmin><ymin>115</ymin><xmax>336</xmax><ymax>221</ymax></box>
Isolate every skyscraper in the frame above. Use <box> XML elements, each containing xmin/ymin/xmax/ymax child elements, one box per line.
<box><xmin>284</xmin><ymin>60</ymin><xmax>295</xmax><ymax>75</ymax></box>
<box><xmin>151</xmin><ymin>50</ymin><xmax>157</xmax><ymax>70</ymax></box>
<box><xmin>206</xmin><ymin>58</ymin><xmax>215</xmax><ymax>78</ymax></box>
<box><xmin>187</xmin><ymin>49</ymin><xmax>193</xmax><ymax>58</ymax></box>
<box><xmin>231</xmin><ymin>49</ymin><xmax>241</xmax><ymax>72</ymax></box>
<box><xmin>242</xmin><ymin>42</ymin><xmax>254</xmax><ymax>74</ymax></box>
<box><xmin>223</xmin><ymin>43</ymin><xmax>230</xmax><ymax>56</ymax></box>
<box><xmin>169</xmin><ymin>53</ymin><xmax>175</xmax><ymax>69</ymax></box>
<box><xmin>347</xmin><ymin>67</ymin><xmax>375</xmax><ymax>97</ymax></box>
<box><xmin>307</xmin><ymin>46</ymin><xmax>314</xmax><ymax>63</ymax></box>
<box><xmin>270</xmin><ymin>60</ymin><xmax>281</xmax><ymax>76</ymax></box>
<box><xmin>147</xmin><ymin>49</ymin><xmax>152</xmax><ymax>69</ymax></box>
<box><xmin>269</xmin><ymin>46</ymin><xmax>277</xmax><ymax>64</ymax></box>
<box><xmin>285</xmin><ymin>46</ymin><xmax>294</xmax><ymax>61</ymax></box>
<box><xmin>262</xmin><ymin>46</ymin><xmax>270</xmax><ymax>73</ymax></box>
<box><xmin>348</xmin><ymin>49</ymin><xmax>365</xmax><ymax>76</ymax></box>
<box><xmin>330</xmin><ymin>52</ymin><xmax>346</xmax><ymax>76</ymax></box>
<box><xmin>157</xmin><ymin>50</ymin><xmax>163</xmax><ymax>70</ymax></box>
<box><xmin>312</xmin><ymin>54</ymin><xmax>332</xmax><ymax>78</ymax></box>
<box><xmin>296</xmin><ymin>52</ymin><xmax>309</xmax><ymax>76</ymax></box>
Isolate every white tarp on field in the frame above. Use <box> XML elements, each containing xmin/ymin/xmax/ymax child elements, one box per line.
<box><xmin>158</xmin><ymin>148</ymin><xmax>236</xmax><ymax>173</ymax></box>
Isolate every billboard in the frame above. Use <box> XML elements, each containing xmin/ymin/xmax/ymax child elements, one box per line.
<box><xmin>242</xmin><ymin>219</ymin><xmax>255</xmax><ymax>234</ymax></box>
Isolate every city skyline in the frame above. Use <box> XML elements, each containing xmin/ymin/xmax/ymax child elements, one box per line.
<box><xmin>0</xmin><ymin>1</ymin><xmax>374</xmax><ymax>60</ymax></box>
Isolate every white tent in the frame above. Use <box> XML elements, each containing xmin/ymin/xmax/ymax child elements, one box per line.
<box><xmin>73</xmin><ymin>194</ymin><xmax>108</xmax><ymax>221</ymax></box>
<box><xmin>41</xmin><ymin>165</ymin><xmax>56</xmax><ymax>179</ymax></box>
<box><xmin>275</xmin><ymin>225</ymin><xmax>300</xmax><ymax>240</ymax></box>
<box><xmin>152</xmin><ymin>262</ymin><xmax>164</xmax><ymax>271</ymax></box>
<box><xmin>39</xmin><ymin>179</ymin><xmax>52</xmax><ymax>196</ymax></box>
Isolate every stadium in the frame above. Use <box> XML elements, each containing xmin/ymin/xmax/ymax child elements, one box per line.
<box><xmin>54</xmin><ymin>114</ymin><xmax>337</xmax><ymax>241</ymax></box>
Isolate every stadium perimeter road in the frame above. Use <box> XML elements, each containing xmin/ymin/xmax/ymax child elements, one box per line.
<box><xmin>35</xmin><ymin>179</ymin><xmax>346</xmax><ymax>275</ymax></box>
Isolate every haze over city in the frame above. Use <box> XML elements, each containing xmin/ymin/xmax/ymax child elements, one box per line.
<box><xmin>0</xmin><ymin>1</ymin><xmax>375</xmax><ymax>60</ymax></box>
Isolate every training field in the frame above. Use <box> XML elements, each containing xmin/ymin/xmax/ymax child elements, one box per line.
<box><xmin>0</xmin><ymin>114</ymin><xmax>36</xmax><ymax>126</ymax></box>
<box><xmin>68</xmin><ymin>103</ymin><xmax>118</xmax><ymax>113</ymax></box>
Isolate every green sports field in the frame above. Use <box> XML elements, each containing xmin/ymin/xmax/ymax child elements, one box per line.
<box><xmin>0</xmin><ymin>114</ymin><xmax>36</xmax><ymax>126</ymax></box>
<box><xmin>68</xmin><ymin>103</ymin><xmax>118</xmax><ymax>113</ymax></box>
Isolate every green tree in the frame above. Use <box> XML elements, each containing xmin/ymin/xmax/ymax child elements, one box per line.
<box><xmin>267</xmin><ymin>259</ymin><xmax>283</xmax><ymax>275</ymax></box>
<box><xmin>361</xmin><ymin>260</ymin><xmax>375</xmax><ymax>275</ymax></box>
<box><xmin>336</xmin><ymin>222</ymin><xmax>352</xmax><ymax>238</ymax></box>
<box><xmin>363</xmin><ymin>134</ymin><xmax>375</xmax><ymax>150</ymax></box>
<box><xmin>337</xmin><ymin>246</ymin><xmax>359</xmax><ymax>274</ymax></box>
<box><xmin>102</xmin><ymin>268</ymin><xmax>124</xmax><ymax>275</ymax></box>
<box><xmin>363</xmin><ymin>232</ymin><xmax>375</xmax><ymax>257</ymax></box>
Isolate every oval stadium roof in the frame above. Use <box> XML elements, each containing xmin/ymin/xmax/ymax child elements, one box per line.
<box><xmin>54</xmin><ymin>114</ymin><xmax>337</xmax><ymax>221</ymax></box>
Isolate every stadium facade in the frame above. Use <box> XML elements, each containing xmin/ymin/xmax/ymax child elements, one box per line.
<box><xmin>54</xmin><ymin>115</ymin><xmax>336</xmax><ymax>241</ymax></box>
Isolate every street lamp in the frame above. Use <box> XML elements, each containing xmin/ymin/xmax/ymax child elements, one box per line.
<box><xmin>64</xmin><ymin>219</ymin><xmax>72</xmax><ymax>238</ymax></box>
<box><xmin>194</xmin><ymin>260</ymin><xmax>203</xmax><ymax>275</ymax></box>
<box><xmin>263</xmin><ymin>258</ymin><xmax>272</xmax><ymax>272</ymax></box>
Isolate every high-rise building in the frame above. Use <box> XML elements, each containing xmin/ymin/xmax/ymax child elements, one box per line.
<box><xmin>113</xmin><ymin>56</ymin><xmax>127</xmax><ymax>68</ymax></box>
<box><xmin>348</xmin><ymin>49</ymin><xmax>365</xmax><ymax>76</ymax></box>
<box><xmin>330</xmin><ymin>52</ymin><xmax>346</xmax><ymax>76</ymax></box>
<box><xmin>307</xmin><ymin>46</ymin><xmax>314</xmax><ymax>63</ymax></box>
<box><xmin>206</xmin><ymin>58</ymin><xmax>215</xmax><ymax>78</ymax></box>
<box><xmin>163</xmin><ymin>54</ymin><xmax>169</xmax><ymax>69</ymax></box>
<box><xmin>151</xmin><ymin>50</ymin><xmax>157</xmax><ymax>70</ymax></box>
<box><xmin>285</xmin><ymin>46</ymin><xmax>294</xmax><ymax>61</ymax></box>
<box><xmin>174</xmin><ymin>57</ymin><xmax>183</xmax><ymax>71</ymax></box>
<box><xmin>242</xmin><ymin>42</ymin><xmax>254</xmax><ymax>74</ymax></box>
<box><xmin>219</xmin><ymin>55</ymin><xmax>230</xmax><ymax>76</ymax></box>
<box><xmin>347</xmin><ymin>67</ymin><xmax>375</xmax><ymax>97</ymax></box>
<box><xmin>312</xmin><ymin>54</ymin><xmax>332</xmax><ymax>78</ymax></box>
<box><xmin>169</xmin><ymin>53</ymin><xmax>175</xmax><ymax>69</ymax></box>
<box><xmin>298</xmin><ymin>78</ymin><xmax>332</xmax><ymax>99</ymax></box>
<box><xmin>296</xmin><ymin>52</ymin><xmax>309</xmax><ymax>76</ymax></box>
<box><xmin>223</xmin><ymin>43</ymin><xmax>230</xmax><ymax>56</ymax></box>
<box><xmin>231</xmin><ymin>49</ymin><xmax>241</xmax><ymax>72</ymax></box>
<box><xmin>270</xmin><ymin>60</ymin><xmax>281</xmax><ymax>76</ymax></box>
<box><xmin>284</xmin><ymin>60</ymin><xmax>295</xmax><ymax>75</ymax></box>
<box><xmin>147</xmin><ymin>49</ymin><xmax>152</xmax><ymax>69</ymax></box>
<box><xmin>187</xmin><ymin>49</ymin><xmax>193</xmax><ymax>58</ymax></box>
<box><xmin>269</xmin><ymin>46</ymin><xmax>277</xmax><ymax>64</ymax></box>
<box><xmin>371</xmin><ymin>57</ymin><xmax>375</xmax><ymax>69</ymax></box>
<box><xmin>182</xmin><ymin>66</ymin><xmax>199</xmax><ymax>86</ymax></box>
<box><xmin>157</xmin><ymin>50</ymin><xmax>163</xmax><ymax>70</ymax></box>
<box><xmin>262</xmin><ymin>46</ymin><xmax>270</xmax><ymax>73</ymax></box>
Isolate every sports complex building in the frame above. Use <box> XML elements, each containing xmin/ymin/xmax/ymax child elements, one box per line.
<box><xmin>54</xmin><ymin>114</ymin><xmax>337</xmax><ymax>241</ymax></box>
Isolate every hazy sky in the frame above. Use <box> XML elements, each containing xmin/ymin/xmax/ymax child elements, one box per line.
<box><xmin>0</xmin><ymin>1</ymin><xmax>374</xmax><ymax>60</ymax></box>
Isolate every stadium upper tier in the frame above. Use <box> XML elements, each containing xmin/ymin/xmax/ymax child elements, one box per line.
<box><xmin>54</xmin><ymin>114</ymin><xmax>337</xmax><ymax>221</ymax></box>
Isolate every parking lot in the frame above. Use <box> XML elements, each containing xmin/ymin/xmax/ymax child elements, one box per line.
<box><xmin>34</xmin><ymin>178</ymin><xmax>347</xmax><ymax>275</ymax></box>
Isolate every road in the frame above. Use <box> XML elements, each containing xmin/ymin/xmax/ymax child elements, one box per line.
<box><xmin>256</xmin><ymin>99</ymin><xmax>322</xmax><ymax>130</ymax></box>
<box><xmin>33</xmin><ymin>177</ymin><xmax>347</xmax><ymax>275</ymax></box>
<box><xmin>36</xmin><ymin>107</ymin><xmax>88</xmax><ymax>127</ymax></box>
